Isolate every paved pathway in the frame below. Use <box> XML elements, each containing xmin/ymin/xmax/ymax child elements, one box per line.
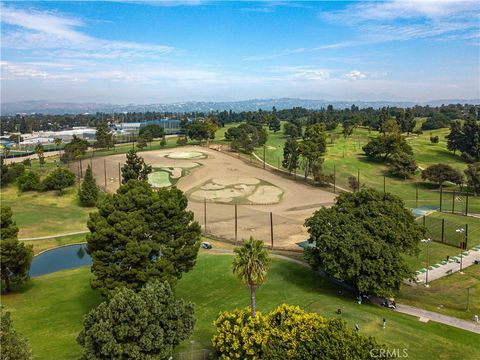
<box><xmin>19</xmin><ymin>230</ymin><xmax>89</xmax><ymax>241</ymax></box>
<box><xmin>211</xmin><ymin>246</ymin><xmax>480</xmax><ymax>334</ymax></box>
<box><xmin>413</xmin><ymin>247</ymin><xmax>480</xmax><ymax>284</ymax></box>
<box><xmin>394</xmin><ymin>303</ymin><xmax>480</xmax><ymax>334</ymax></box>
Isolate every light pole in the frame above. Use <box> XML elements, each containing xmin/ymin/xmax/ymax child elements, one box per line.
<box><xmin>421</xmin><ymin>238</ymin><xmax>431</xmax><ymax>287</ymax></box>
<box><xmin>456</xmin><ymin>228</ymin><xmax>465</xmax><ymax>274</ymax></box>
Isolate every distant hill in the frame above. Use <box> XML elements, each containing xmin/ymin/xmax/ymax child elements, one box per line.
<box><xmin>1</xmin><ymin>98</ymin><xmax>479</xmax><ymax>115</ymax></box>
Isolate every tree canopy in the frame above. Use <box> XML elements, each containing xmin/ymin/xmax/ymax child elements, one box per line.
<box><xmin>61</xmin><ymin>136</ymin><xmax>89</xmax><ymax>163</ymax></box>
<box><xmin>1</xmin><ymin>206</ymin><xmax>33</xmax><ymax>292</ymax></box>
<box><xmin>77</xmin><ymin>281</ymin><xmax>195</xmax><ymax>360</ymax></box>
<box><xmin>139</xmin><ymin>124</ymin><xmax>165</xmax><ymax>139</ymax></box>
<box><xmin>304</xmin><ymin>189</ymin><xmax>424</xmax><ymax>297</ymax></box>
<box><xmin>121</xmin><ymin>149</ymin><xmax>152</xmax><ymax>184</ymax></box>
<box><xmin>465</xmin><ymin>162</ymin><xmax>480</xmax><ymax>195</ymax></box>
<box><xmin>1</xmin><ymin>307</ymin><xmax>31</xmax><ymax>359</ymax></box>
<box><xmin>79</xmin><ymin>165</ymin><xmax>98</xmax><ymax>206</ymax></box>
<box><xmin>421</xmin><ymin>164</ymin><xmax>463</xmax><ymax>186</ymax></box>
<box><xmin>86</xmin><ymin>180</ymin><xmax>201</xmax><ymax>293</ymax></box>
<box><xmin>95</xmin><ymin>121</ymin><xmax>114</xmax><ymax>149</ymax></box>
<box><xmin>42</xmin><ymin>167</ymin><xmax>76</xmax><ymax>193</ymax></box>
<box><xmin>299</xmin><ymin>123</ymin><xmax>326</xmax><ymax>179</ymax></box>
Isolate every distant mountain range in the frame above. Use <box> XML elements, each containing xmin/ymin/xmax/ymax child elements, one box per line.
<box><xmin>1</xmin><ymin>98</ymin><xmax>479</xmax><ymax>115</ymax></box>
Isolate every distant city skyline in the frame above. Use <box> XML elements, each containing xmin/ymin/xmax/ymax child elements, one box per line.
<box><xmin>1</xmin><ymin>1</ymin><xmax>479</xmax><ymax>104</ymax></box>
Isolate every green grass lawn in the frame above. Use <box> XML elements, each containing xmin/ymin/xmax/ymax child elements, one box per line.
<box><xmin>1</xmin><ymin>185</ymin><xmax>93</xmax><ymax>238</ymax></box>
<box><xmin>405</xmin><ymin>212</ymin><xmax>480</xmax><ymax>272</ymax></box>
<box><xmin>398</xmin><ymin>265</ymin><xmax>480</xmax><ymax>321</ymax></box>
<box><xmin>254</xmin><ymin>123</ymin><xmax>480</xmax><ymax>214</ymax></box>
<box><xmin>3</xmin><ymin>254</ymin><xmax>479</xmax><ymax>360</ymax></box>
<box><xmin>83</xmin><ymin>135</ymin><xmax>200</xmax><ymax>159</ymax></box>
<box><xmin>24</xmin><ymin>233</ymin><xmax>87</xmax><ymax>255</ymax></box>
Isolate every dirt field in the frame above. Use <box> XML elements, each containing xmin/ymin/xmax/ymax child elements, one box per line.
<box><xmin>82</xmin><ymin>146</ymin><xmax>336</xmax><ymax>249</ymax></box>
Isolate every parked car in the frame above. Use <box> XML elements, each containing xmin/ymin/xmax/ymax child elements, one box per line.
<box><xmin>201</xmin><ymin>241</ymin><xmax>212</xmax><ymax>249</ymax></box>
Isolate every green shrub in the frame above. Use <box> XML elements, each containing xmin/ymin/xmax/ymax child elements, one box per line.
<box><xmin>17</xmin><ymin>172</ymin><xmax>41</xmax><ymax>192</ymax></box>
<box><xmin>21</xmin><ymin>158</ymin><xmax>31</xmax><ymax>167</ymax></box>
<box><xmin>42</xmin><ymin>167</ymin><xmax>76</xmax><ymax>193</ymax></box>
<box><xmin>78</xmin><ymin>165</ymin><xmax>98</xmax><ymax>206</ymax></box>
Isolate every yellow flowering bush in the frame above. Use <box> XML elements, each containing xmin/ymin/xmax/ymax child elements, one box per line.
<box><xmin>212</xmin><ymin>304</ymin><xmax>386</xmax><ymax>359</ymax></box>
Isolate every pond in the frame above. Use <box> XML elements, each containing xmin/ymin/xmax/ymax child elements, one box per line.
<box><xmin>30</xmin><ymin>244</ymin><xmax>92</xmax><ymax>277</ymax></box>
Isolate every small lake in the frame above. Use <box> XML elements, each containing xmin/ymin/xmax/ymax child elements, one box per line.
<box><xmin>30</xmin><ymin>244</ymin><xmax>92</xmax><ymax>277</ymax></box>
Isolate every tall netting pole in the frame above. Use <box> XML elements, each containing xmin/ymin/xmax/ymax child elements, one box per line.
<box><xmin>234</xmin><ymin>204</ymin><xmax>238</xmax><ymax>246</ymax></box>
<box><xmin>270</xmin><ymin>212</ymin><xmax>274</xmax><ymax>250</ymax></box>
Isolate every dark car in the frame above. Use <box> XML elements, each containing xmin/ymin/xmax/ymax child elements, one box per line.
<box><xmin>201</xmin><ymin>242</ymin><xmax>212</xmax><ymax>249</ymax></box>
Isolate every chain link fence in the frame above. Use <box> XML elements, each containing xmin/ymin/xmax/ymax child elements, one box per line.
<box><xmin>418</xmin><ymin>214</ymin><xmax>478</xmax><ymax>249</ymax></box>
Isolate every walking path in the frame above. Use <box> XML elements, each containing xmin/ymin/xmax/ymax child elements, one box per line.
<box><xmin>211</xmin><ymin>247</ymin><xmax>480</xmax><ymax>334</ymax></box>
<box><xmin>19</xmin><ymin>230</ymin><xmax>89</xmax><ymax>241</ymax></box>
<box><xmin>413</xmin><ymin>246</ymin><xmax>480</xmax><ymax>284</ymax></box>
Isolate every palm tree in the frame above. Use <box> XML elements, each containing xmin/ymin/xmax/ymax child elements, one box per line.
<box><xmin>232</xmin><ymin>237</ymin><xmax>271</xmax><ymax>317</ymax></box>
<box><xmin>54</xmin><ymin>137</ymin><xmax>62</xmax><ymax>153</ymax></box>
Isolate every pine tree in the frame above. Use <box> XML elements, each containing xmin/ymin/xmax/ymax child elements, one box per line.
<box><xmin>95</xmin><ymin>121</ymin><xmax>114</xmax><ymax>149</ymax></box>
<box><xmin>1</xmin><ymin>308</ymin><xmax>31</xmax><ymax>359</ymax></box>
<box><xmin>86</xmin><ymin>181</ymin><xmax>201</xmax><ymax>293</ymax></box>
<box><xmin>446</xmin><ymin>120</ymin><xmax>463</xmax><ymax>155</ymax></box>
<box><xmin>282</xmin><ymin>136</ymin><xmax>299</xmax><ymax>174</ymax></box>
<box><xmin>79</xmin><ymin>165</ymin><xmax>98</xmax><ymax>207</ymax></box>
<box><xmin>121</xmin><ymin>150</ymin><xmax>152</xmax><ymax>184</ymax></box>
<box><xmin>0</xmin><ymin>206</ymin><xmax>33</xmax><ymax>292</ymax></box>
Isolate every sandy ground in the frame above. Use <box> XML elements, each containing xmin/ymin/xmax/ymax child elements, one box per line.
<box><xmin>83</xmin><ymin>146</ymin><xmax>336</xmax><ymax>249</ymax></box>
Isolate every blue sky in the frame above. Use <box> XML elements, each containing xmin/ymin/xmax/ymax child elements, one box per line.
<box><xmin>1</xmin><ymin>0</ymin><xmax>479</xmax><ymax>104</ymax></box>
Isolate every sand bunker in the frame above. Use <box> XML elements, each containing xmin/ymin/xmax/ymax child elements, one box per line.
<box><xmin>166</xmin><ymin>151</ymin><xmax>205</xmax><ymax>159</ymax></box>
<box><xmin>152</xmin><ymin>162</ymin><xmax>199</xmax><ymax>169</ymax></box>
<box><xmin>189</xmin><ymin>177</ymin><xmax>283</xmax><ymax>205</ymax></box>
<box><xmin>247</xmin><ymin>186</ymin><xmax>283</xmax><ymax>204</ymax></box>
<box><xmin>148</xmin><ymin>171</ymin><xmax>171</xmax><ymax>188</ymax></box>
<box><xmin>213</xmin><ymin>177</ymin><xmax>260</xmax><ymax>186</ymax></box>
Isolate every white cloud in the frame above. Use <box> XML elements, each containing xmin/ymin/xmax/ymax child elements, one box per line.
<box><xmin>1</xmin><ymin>5</ymin><xmax>174</xmax><ymax>59</ymax></box>
<box><xmin>320</xmin><ymin>0</ymin><xmax>480</xmax><ymax>44</ymax></box>
<box><xmin>343</xmin><ymin>70</ymin><xmax>367</xmax><ymax>81</ymax></box>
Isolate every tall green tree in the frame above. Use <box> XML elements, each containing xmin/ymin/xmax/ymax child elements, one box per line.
<box><xmin>95</xmin><ymin>121</ymin><xmax>114</xmax><ymax>149</ymax></box>
<box><xmin>1</xmin><ymin>307</ymin><xmax>32</xmax><ymax>359</ymax></box>
<box><xmin>86</xmin><ymin>180</ymin><xmax>201</xmax><ymax>294</ymax></box>
<box><xmin>121</xmin><ymin>149</ymin><xmax>152</xmax><ymax>184</ymax></box>
<box><xmin>61</xmin><ymin>136</ymin><xmax>89</xmax><ymax>163</ymax></box>
<box><xmin>461</xmin><ymin>118</ymin><xmax>480</xmax><ymax>161</ymax></box>
<box><xmin>282</xmin><ymin>136</ymin><xmax>300</xmax><ymax>174</ymax></box>
<box><xmin>78</xmin><ymin>165</ymin><xmax>98</xmax><ymax>206</ymax></box>
<box><xmin>299</xmin><ymin>124</ymin><xmax>326</xmax><ymax>180</ymax></box>
<box><xmin>389</xmin><ymin>151</ymin><xmax>417</xmax><ymax>179</ymax></box>
<box><xmin>465</xmin><ymin>163</ymin><xmax>480</xmax><ymax>195</ymax></box>
<box><xmin>304</xmin><ymin>189</ymin><xmax>424</xmax><ymax>297</ymax></box>
<box><xmin>0</xmin><ymin>206</ymin><xmax>33</xmax><ymax>292</ymax></box>
<box><xmin>268</xmin><ymin>114</ymin><xmax>281</xmax><ymax>133</ymax></box>
<box><xmin>446</xmin><ymin>120</ymin><xmax>463</xmax><ymax>155</ymax></box>
<box><xmin>232</xmin><ymin>237</ymin><xmax>271</xmax><ymax>317</ymax></box>
<box><xmin>139</xmin><ymin>124</ymin><xmax>164</xmax><ymax>138</ymax></box>
<box><xmin>77</xmin><ymin>281</ymin><xmax>195</xmax><ymax>360</ymax></box>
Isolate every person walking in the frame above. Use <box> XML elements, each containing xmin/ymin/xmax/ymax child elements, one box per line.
<box><xmin>383</xmin><ymin>317</ymin><xmax>386</xmax><ymax>329</ymax></box>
